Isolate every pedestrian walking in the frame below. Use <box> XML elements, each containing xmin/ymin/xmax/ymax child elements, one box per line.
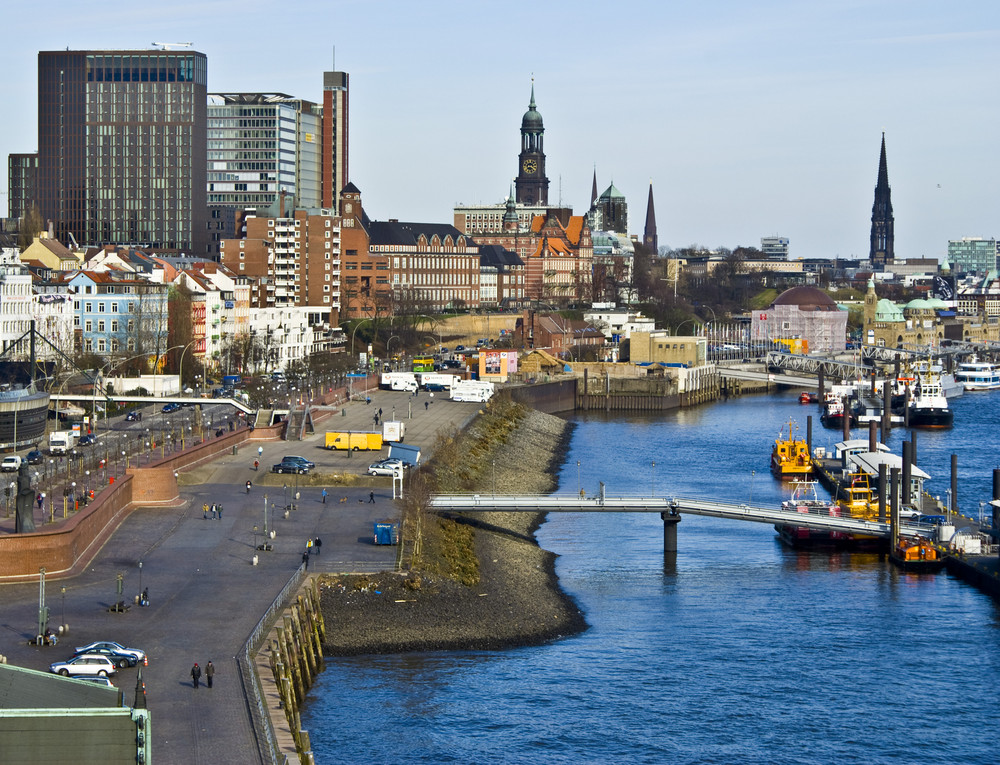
<box><xmin>378</xmin><ymin>408</ymin><xmax>383</xmax><ymax>418</ymax></box>
<box><xmin>257</xmin><ymin>445</ymin><xmax>264</xmax><ymax>458</ymax></box>
<box><xmin>253</xmin><ymin>459</ymin><xmax>259</xmax><ymax>471</ymax></box>
<box><xmin>369</xmin><ymin>491</ymin><xmax>375</xmax><ymax>504</ymax></box>
<box><xmin>217</xmin><ymin>504</ymin><xmax>223</xmax><ymax>520</ymax></box>
<box><xmin>205</xmin><ymin>661</ymin><xmax>215</xmax><ymax>689</ymax></box>
<box><xmin>321</xmin><ymin>488</ymin><xmax>327</xmax><ymax>504</ymax></box>
<box><xmin>366</xmin><ymin>395</ymin><xmax>371</xmax><ymax>405</ymax></box>
<box><xmin>314</xmin><ymin>537</ymin><xmax>322</xmax><ymax>555</ymax></box>
<box><xmin>306</xmin><ymin>538</ymin><xmax>313</xmax><ymax>555</ymax></box>
<box><xmin>302</xmin><ymin>551</ymin><xmax>310</xmax><ymax>570</ymax></box>
<box><xmin>246</xmin><ymin>480</ymin><xmax>252</xmax><ymax>494</ymax></box>
<box><xmin>191</xmin><ymin>663</ymin><xmax>202</xmax><ymax>689</ymax></box>
<box><xmin>36</xmin><ymin>493</ymin><xmax>42</xmax><ymax>510</ymax></box>
<box><xmin>203</xmin><ymin>502</ymin><xmax>209</xmax><ymax>519</ymax></box>
<box><xmin>424</xmin><ymin>401</ymin><xmax>429</xmax><ymax>411</ymax></box>
<box><xmin>211</xmin><ymin>503</ymin><xmax>218</xmax><ymax>519</ymax></box>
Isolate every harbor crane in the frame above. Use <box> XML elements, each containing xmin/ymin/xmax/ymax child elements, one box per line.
<box><xmin>151</xmin><ymin>42</ymin><xmax>193</xmax><ymax>50</ymax></box>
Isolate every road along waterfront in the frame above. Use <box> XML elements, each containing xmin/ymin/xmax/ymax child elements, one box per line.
<box><xmin>302</xmin><ymin>390</ymin><xmax>1000</xmax><ymax>765</ymax></box>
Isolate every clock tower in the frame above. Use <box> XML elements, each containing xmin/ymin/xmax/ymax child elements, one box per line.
<box><xmin>515</xmin><ymin>83</ymin><xmax>549</xmax><ymax>205</ymax></box>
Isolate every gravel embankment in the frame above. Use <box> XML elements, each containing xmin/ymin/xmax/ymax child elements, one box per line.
<box><xmin>318</xmin><ymin>408</ymin><xmax>587</xmax><ymax>655</ymax></box>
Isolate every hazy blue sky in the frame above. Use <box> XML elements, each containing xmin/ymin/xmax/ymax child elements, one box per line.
<box><xmin>4</xmin><ymin>1</ymin><xmax>998</xmax><ymax>261</ymax></box>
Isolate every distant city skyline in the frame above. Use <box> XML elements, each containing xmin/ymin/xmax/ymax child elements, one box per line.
<box><xmin>3</xmin><ymin>1</ymin><xmax>999</xmax><ymax>262</ymax></box>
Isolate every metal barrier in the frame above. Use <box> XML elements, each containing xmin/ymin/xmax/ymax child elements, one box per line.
<box><xmin>238</xmin><ymin>563</ymin><xmax>306</xmax><ymax>765</ymax></box>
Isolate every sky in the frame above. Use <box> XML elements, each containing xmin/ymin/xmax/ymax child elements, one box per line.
<box><xmin>3</xmin><ymin>0</ymin><xmax>999</xmax><ymax>262</ymax></box>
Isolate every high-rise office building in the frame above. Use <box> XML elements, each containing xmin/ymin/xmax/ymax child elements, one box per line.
<box><xmin>761</xmin><ymin>236</ymin><xmax>789</xmax><ymax>261</ymax></box>
<box><xmin>36</xmin><ymin>49</ymin><xmax>208</xmax><ymax>253</ymax></box>
<box><xmin>322</xmin><ymin>70</ymin><xmax>349</xmax><ymax>213</ymax></box>
<box><xmin>7</xmin><ymin>153</ymin><xmax>38</xmax><ymax>221</ymax></box>
<box><xmin>947</xmin><ymin>237</ymin><xmax>998</xmax><ymax>275</ymax></box>
<box><xmin>206</xmin><ymin>93</ymin><xmax>322</xmax><ymax>253</ymax></box>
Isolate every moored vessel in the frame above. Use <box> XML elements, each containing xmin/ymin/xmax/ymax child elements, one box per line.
<box><xmin>889</xmin><ymin>537</ymin><xmax>946</xmax><ymax>572</ymax></box>
<box><xmin>770</xmin><ymin>420</ymin><xmax>813</xmax><ymax>479</ymax></box>
<box><xmin>905</xmin><ymin>372</ymin><xmax>953</xmax><ymax>429</ymax></box>
<box><xmin>775</xmin><ymin>480</ymin><xmax>848</xmax><ymax>546</ymax></box>
<box><xmin>955</xmin><ymin>356</ymin><xmax>1000</xmax><ymax>391</ymax></box>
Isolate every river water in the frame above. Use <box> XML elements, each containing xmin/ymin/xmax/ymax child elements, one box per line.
<box><xmin>302</xmin><ymin>391</ymin><xmax>1000</xmax><ymax>764</ymax></box>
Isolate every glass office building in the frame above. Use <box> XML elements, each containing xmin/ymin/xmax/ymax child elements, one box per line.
<box><xmin>36</xmin><ymin>50</ymin><xmax>208</xmax><ymax>253</ymax></box>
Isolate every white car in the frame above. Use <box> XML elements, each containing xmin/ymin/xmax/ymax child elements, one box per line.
<box><xmin>368</xmin><ymin>459</ymin><xmax>405</xmax><ymax>476</ymax></box>
<box><xmin>1</xmin><ymin>455</ymin><xmax>21</xmax><ymax>472</ymax></box>
<box><xmin>50</xmin><ymin>654</ymin><xmax>117</xmax><ymax>677</ymax></box>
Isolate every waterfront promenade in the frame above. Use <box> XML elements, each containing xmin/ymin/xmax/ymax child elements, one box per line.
<box><xmin>0</xmin><ymin>388</ymin><xmax>482</xmax><ymax>764</ymax></box>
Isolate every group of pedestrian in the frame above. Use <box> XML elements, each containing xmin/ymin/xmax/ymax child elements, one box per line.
<box><xmin>202</xmin><ymin>503</ymin><xmax>224</xmax><ymax>520</ymax></box>
<box><xmin>191</xmin><ymin>660</ymin><xmax>215</xmax><ymax>689</ymax></box>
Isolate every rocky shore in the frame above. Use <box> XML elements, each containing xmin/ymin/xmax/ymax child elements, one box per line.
<box><xmin>317</xmin><ymin>407</ymin><xmax>588</xmax><ymax>655</ymax></box>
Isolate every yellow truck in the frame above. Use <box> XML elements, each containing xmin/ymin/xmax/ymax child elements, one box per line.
<box><xmin>325</xmin><ymin>431</ymin><xmax>384</xmax><ymax>451</ymax></box>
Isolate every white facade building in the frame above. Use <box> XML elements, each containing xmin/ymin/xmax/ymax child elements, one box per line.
<box><xmin>0</xmin><ymin>249</ymin><xmax>40</xmax><ymax>359</ymax></box>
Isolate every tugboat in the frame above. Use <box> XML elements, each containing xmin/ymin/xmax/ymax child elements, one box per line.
<box><xmin>770</xmin><ymin>420</ymin><xmax>814</xmax><ymax>480</ymax></box>
<box><xmin>819</xmin><ymin>393</ymin><xmax>853</xmax><ymax>429</ymax></box>
<box><xmin>775</xmin><ymin>480</ymin><xmax>847</xmax><ymax>547</ymax></box>
<box><xmin>889</xmin><ymin>537</ymin><xmax>945</xmax><ymax>572</ymax></box>
<box><xmin>904</xmin><ymin>372</ymin><xmax>953</xmax><ymax>429</ymax></box>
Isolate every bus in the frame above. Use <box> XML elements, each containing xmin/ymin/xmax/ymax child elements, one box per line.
<box><xmin>412</xmin><ymin>357</ymin><xmax>435</xmax><ymax>372</ymax></box>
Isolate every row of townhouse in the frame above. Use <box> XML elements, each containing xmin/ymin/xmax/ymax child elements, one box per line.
<box><xmin>2</xmin><ymin>245</ymin><xmax>343</xmax><ymax>375</ymax></box>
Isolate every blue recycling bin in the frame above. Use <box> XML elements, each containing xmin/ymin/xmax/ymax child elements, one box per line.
<box><xmin>373</xmin><ymin>521</ymin><xmax>399</xmax><ymax>545</ymax></box>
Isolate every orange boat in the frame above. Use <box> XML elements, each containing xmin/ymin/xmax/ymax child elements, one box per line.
<box><xmin>889</xmin><ymin>538</ymin><xmax>945</xmax><ymax>573</ymax></box>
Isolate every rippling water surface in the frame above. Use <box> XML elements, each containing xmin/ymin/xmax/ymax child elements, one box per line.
<box><xmin>302</xmin><ymin>391</ymin><xmax>1000</xmax><ymax>764</ymax></box>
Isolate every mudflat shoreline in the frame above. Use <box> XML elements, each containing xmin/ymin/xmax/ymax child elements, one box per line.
<box><xmin>317</xmin><ymin>407</ymin><xmax>587</xmax><ymax>655</ymax></box>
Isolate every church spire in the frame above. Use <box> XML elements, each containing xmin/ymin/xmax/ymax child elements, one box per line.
<box><xmin>590</xmin><ymin>167</ymin><xmax>598</xmax><ymax>208</ymax></box>
<box><xmin>643</xmin><ymin>180</ymin><xmax>658</xmax><ymax>253</ymax></box>
<box><xmin>869</xmin><ymin>132</ymin><xmax>895</xmax><ymax>267</ymax></box>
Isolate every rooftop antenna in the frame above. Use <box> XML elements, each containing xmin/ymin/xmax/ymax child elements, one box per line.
<box><xmin>152</xmin><ymin>42</ymin><xmax>193</xmax><ymax>50</ymax></box>
<box><xmin>332</xmin><ymin>45</ymin><xmax>335</xmax><ymax>71</ymax></box>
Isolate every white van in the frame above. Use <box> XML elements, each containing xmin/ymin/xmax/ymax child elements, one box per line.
<box><xmin>1</xmin><ymin>455</ymin><xmax>22</xmax><ymax>472</ymax></box>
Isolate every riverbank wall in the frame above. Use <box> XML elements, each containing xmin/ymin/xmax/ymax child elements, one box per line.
<box><xmin>244</xmin><ymin>575</ymin><xmax>327</xmax><ymax>765</ymax></box>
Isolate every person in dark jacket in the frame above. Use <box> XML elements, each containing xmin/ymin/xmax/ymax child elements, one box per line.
<box><xmin>205</xmin><ymin>661</ymin><xmax>215</xmax><ymax>688</ymax></box>
<box><xmin>191</xmin><ymin>663</ymin><xmax>202</xmax><ymax>689</ymax></box>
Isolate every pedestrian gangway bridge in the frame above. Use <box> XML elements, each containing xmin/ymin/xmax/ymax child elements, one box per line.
<box><xmin>429</xmin><ymin>492</ymin><xmax>925</xmax><ymax>553</ymax></box>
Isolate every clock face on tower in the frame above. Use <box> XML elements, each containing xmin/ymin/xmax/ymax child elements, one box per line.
<box><xmin>522</xmin><ymin>158</ymin><xmax>537</xmax><ymax>174</ymax></box>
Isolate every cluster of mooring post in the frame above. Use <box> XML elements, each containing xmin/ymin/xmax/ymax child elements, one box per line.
<box><xmin>267</xmin><ymin>578</ymin><xmax>326</xmax><ymax>761</ymax></box>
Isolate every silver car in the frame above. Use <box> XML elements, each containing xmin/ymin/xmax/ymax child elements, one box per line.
<box><xmin>50</xmin><ymin>654</ymin><xmax>117</xmax><ymax>677</ymax></box>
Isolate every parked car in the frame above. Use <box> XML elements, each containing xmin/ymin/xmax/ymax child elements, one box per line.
<box><xmin>161</xmin><ymin>402</ymin><xmax>181</xmax><ymax>413</ymax></box>
<box><xmin>125</xmin><ymin>410</ymin><xmax>141</xmax><ymax>422</ymax></box>
<box><xmin>71</xmin><ymin>645</ymin><xmax>137</xmax><ymax>668</ymax></box>
<box><xmin>69</xmin><ymin>675</ymin><xmax>115</xmax><ymax>687</ymax></box>
<box><xmin>1</xmin><ymin>455</ymin><xmax>22</xmax><ymax>472</ymax></box>
<box><xmin>281</xmin><ymin>455</ymin><xmax>315</xmax><ymax>470</ymax></box>
<box><xmin>455</xmin><ymin>345</ymin><xmax>466</xmax><ymax>352</ymax></box>
<box><xmin>367</xmin><ymin>458</ymin><xmax>405</xmax><ymax>476</ymax></box>
<box><xmin>272</xmin><ymin>461</ymin><xmax>311</xmax><ymax>475</ymax></box>
<box><xmin>74</xmin><ymin>640</ymin><xmax>147</xmax><ymax>666</ymax></box>
<box><xmin>78</xmin><ymin>433</ymin><xmax>97</xmax><ymax>446</ymax></box>
<box><xmin>50</xmin><ymin>654</ymin><xmax>117</xmax><ymax>677</ymax></box>
<box><xmin>25</xmin><ymin>449</ymin><xmax>43</xmax><ymax>465</ymax></box>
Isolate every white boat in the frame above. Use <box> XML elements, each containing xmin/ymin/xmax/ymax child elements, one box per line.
<box><xmin>914</xmin><ymin>361</ymin><xmax>963</xmax><ymax>399</ymax></box>
<box><xmin>905</xmin><ymin>372</ymin><xmax>953</xmax><ymax>429</ymax></box>
<box><xmin>955</xmin><ymin>356</ymin><xmax>1000</xmax><ymax>391</ymax></box>
<box><xmin>775</xmin><ymin>480</ymin><xmax>848</xmax><ymax>547</ymax></box>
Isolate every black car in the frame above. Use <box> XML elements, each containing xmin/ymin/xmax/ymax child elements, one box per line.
<box><xmin>272</xmin><ymin>462</ymin><xmax>310</xmax><ymax>474</ymax></box>
<box><xmin>161</xmin><ymin>402</ymin><xmax>181</xmax><ymax>413</ymax></box>
<box><xmin>78</xmin><ymin>434</ymin><xmax>97</xmax><ymax>446</ymax></box>
<box><xmin>25</xmin><ymin>449</ymin><xmax>43</xmax><ymax>465</ymax></box>
<box><xmin>71</xmin><ymin>645</ymin><xmax>137</xmax><ymax>669</ymax></box>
